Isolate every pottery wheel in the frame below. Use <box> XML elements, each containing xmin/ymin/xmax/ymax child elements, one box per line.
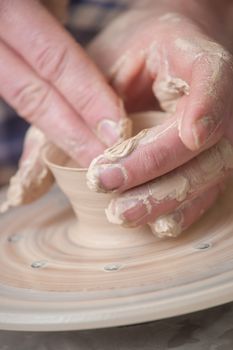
<box><xmin>1</xmin><ymin>182</ymin><xmax>233</xmax><ymax>331</ymax></box>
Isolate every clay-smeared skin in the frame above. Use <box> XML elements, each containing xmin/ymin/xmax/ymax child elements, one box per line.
<box><xmin>86</xmin><ymin>0</ymin><xmax>233</xmax><ymax>236</ymax></box>
<box><xmin>0</xmin><ymin>0</ymin><xmax>131</xmax><ymax>178</ymax></box>
<box><xmin>149</xmin><ymin>212</ymin><xmax>183</xmax><ymax>238</ymax></box>
<box><xmin>149</xmin><ymin>186</ymin><xmax>220</xmax><ymax>238</ymax></box>
<box><xmin>0</xmin><ymin>1</ymin><xmax>132</xmax><ymax>212</ymax></box>
<box><xmin>3</xmin><ymin>0</ymin><xmax>233</xmax><ymax>241</ymax></box>
<box><xmin>87</xmin><ymin>112</ymin><xmax>233</xmax><ymax>235</ymax></box>
<box><xmin>96</xmin><ymin>107</ymin><xmax>133</xmax><ymax>147</ymax></box>
<box><xmin>1</xmin><ymin>114</ymin><xmax>131</xmax><ymax>211</ymax></box>
<box><xmin>101</xmin><ymin>138</ymin><xmax>233</xmax><ymax>230</ymax></box>
<box><xmin>0</xmin><ymin>127</ymin><xmax>54</xmax><ymax>212</ymax></box>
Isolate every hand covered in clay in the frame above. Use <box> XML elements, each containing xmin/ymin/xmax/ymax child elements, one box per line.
<box><xmin>0</xmin><ymin>0</ymin><xmax>131</xmax><ymax>211</ymax></box>
<box><xmin>87</xmin><ymin>0</ymin><xmax>233</xmax><ymax>238</ymax></box>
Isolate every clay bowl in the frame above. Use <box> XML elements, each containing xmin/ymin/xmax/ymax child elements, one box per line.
<box><xmin>43</xmin><ymin>112</ymin><xmax>168</xmax><ymax>249</ymax></box>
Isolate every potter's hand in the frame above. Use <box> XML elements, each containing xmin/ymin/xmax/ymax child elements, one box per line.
<box><xmin>87</xmin><ymin>0</ymin><xmax>233</xmax><ymax>237</ymax></box>
<box><xmin>0</xmin><ymin>0</ymin><xmax>129</xmax><ymax>167</ymax></box>
<box><xmin>0</xmin><ymin>0</ymin><xmax>132</xmax><ymax>212</ymax></box>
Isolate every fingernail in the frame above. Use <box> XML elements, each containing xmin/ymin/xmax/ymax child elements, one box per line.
<box><xmin>149</xmin><ymin>211</ymin><xmax>183</xmax><ymax>238</ymax></box>
<box><xmin>177</xmin><ymin>110</ymin><xmax>185</xmax><ymax>139</ymax></box>
<box><xmin>106</xmin><ymin>197</ymin><xmax>151</xmax><ymax>226</ymax></box>
<box><xmin>192</xmin><ymin>115</ymin><xmax>222</xmax><ymax>149</ymax></box>
<box><xmin>97</xmin><ymin>117</ymin><xmax>132</xmax><ymax>147</ymax></box>
<box><xmin>97</xmin><ymin>119</ymin><xmax>120</xmax><ymax>147</ymax></box>
<box><xmin>87</xmin><ymin>159</ymin><xmax>127</xmax><ymax>193</ymax></box>
<box><xmin>99</xmin><ymin>164</ymin><xmax>127</xmax><ymax>191</ymax></box>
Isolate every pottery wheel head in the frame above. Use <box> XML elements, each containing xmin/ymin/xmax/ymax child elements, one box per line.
<box><xmin>1</xmin><ymin>111</ymin><xmax>233</xmax><ymax>330</ymax></box>
<box><xmin>1</xmin><ymin>179</ymin><xmax>233</xmax><ymax>330</ymax></box>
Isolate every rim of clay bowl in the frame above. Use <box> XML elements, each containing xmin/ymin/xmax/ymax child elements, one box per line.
<box><xmin>42</xmin><ymin>143</ymin><xmax>88</xmax><ymax>172</ymax></box>
<box><xmin>42</xmin><ymin>112</ymin><xmax>169</xmax><ymax>173</ymax></box>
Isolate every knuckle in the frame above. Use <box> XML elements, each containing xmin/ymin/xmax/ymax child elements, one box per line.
<box><xmin>213</xmin><ymin>51</ymin><xmax>233</xmax><ymax>76</ymax></box>
<box><xmin>13</xmin><ymin>81</ymin><xmax>50</xmax><ymax>123</ymax></box>
<box><xmin>33</xmin><ymin>40</ymin><xmax>69</xmax><ymax>82</ymax></box>
<box><xmin>75</xmin><ymin>84</ymin><xmax>98</xmax><ymax>115</ymax></box>
<box><xmin>137</xmin><ymin>145</ymin><xmax>170</xmax><ymax>177</ymax></box>
<box><xmin>197</xmin><ymin>45</ymin><xmax>233</xmax><ymax>75</ymax></box>
<box><xmin>222</xmin><ymin>53</ymin><xmax>233</xmax><ymax>81</ymax></box>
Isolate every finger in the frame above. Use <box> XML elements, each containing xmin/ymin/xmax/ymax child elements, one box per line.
<box><xmin>108</xmin><ymin>51</ymin><xmax>159</xmax><ymax>113</ymax></box>
<box><xmin>86</xmin><ymin>113</ymin><xmax>197</xmax><ymax>193</ymax></box>
<box><xmin>178</xmin><ymin>49</ymin><xmax>233</xmax><ymax>151</ymax></box>
<box><xmin>105</xmin><ymin>138</ymin><xmax>233</xmax><ymax>226</ymax></box>
<box><xmin>0</xmin><ymin>0</ymin><xmax>130</xmax><ymax>146</ymax></box>
<box><xmin>0</xmin><ymin>38</ymin><xmax>105</xmax><ymax>166</ymax></box>
<box><xmin>149</xmin><ymin>39</ymin><xmax>231</xmax><ymax>153</ymax></box>
<box><xmin>149</xmin><ymin>185</ymin><xmax>220</xmax><ymax>238</ymax></box>
<box><xmin>1</xmin><ymin>126</ymin><xmax>53</xmax><ymax>212</ymax></box>
<box><xmin>87</xmin><ymin>40</ymin><xmax>233</xmax><ymax>193</ymax></box>
<box><xmin>87</xmin><ymin>48</ymin><xmax>233</xmax><ymax>194</ymax></box>
<box><xmin>90</xmin><ymin>42</ymin><xmax>159</xmax><ymax>113</ymax></box>
<box><xmin>89</xmin><ymin>18</ymin><xmax>191</xmax><ymax>114</ymax></box>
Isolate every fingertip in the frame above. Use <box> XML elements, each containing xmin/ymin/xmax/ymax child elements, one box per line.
<box><xmin>86</xmin><ymin>160</ymin><xmax>127</xmax><ymax>193</ymax></box>
<box><xmin>105</xmin><ymin>196</ymin><xmax>150</xmax><ymax>228</ymax></box>
<box><xmin>149</xmin><ymin>184</ymin><xmax>221</xmax><ymax>239</ymax></box>
<box><xmin>96</xmin><ymin>115</ymin><xmax>132</xmax><ymax>147</ymax></box>
<box><xmin>71</xmin><ymin>141</ymin><xmax>105</xmax><ymax>168</ymax></box>
<box><xmin>179</xmin><ymin>113</ymin><xmax>224</xmax><ymax>151</ymax></box>
<box><xmin>148</xmin><ymin>211</ymin><xmax>183</xmax><ymax>239</ymax></box>
<box><xmin>178</xmin><ymin>51</ymin><xmax>228</xmax><ymax>151</ymax></box>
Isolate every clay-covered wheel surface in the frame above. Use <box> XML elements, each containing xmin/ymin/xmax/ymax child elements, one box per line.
<box><xmin>0</xmin><ymin>183</ymin><xmax>233</xmax><ymax>331</ymax></box>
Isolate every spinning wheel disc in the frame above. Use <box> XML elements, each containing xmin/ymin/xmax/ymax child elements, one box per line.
<box><xmin>1</xmin><ymin>183</ymin><xmax>233</xmax><ymax>331</ymax></box>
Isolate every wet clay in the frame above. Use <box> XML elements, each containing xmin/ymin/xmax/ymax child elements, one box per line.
<box><xmin>2</xmin><ymin>112</ymin><xmax>233</xmax><ymax>241</ymax></box>
<box><xmin>43</xmin><ymin>143</ymin><xmax>155</xmax><ymax>249</ymax></box>
<box><xmin>1</xmin><ymin>115</ymin><xmax>131</xmax><ymax>212</ymax></box>
<box><xmin>1</xmin><ymin>177</ymin><xmax>233</xmax><ymax>330</ymax></box>
<box><xmin>149</xmin><ymin>212</ymin><xmax>183</xmax><ymax>238</ymax></box>
<box><xmin>86</xmin><ymin>116</ymin><xmax>177</xmax><ymax>193</ymax></box>
<box><xmin>0</xmin><ymin>127</ymin><xmax>54</xmax><ymax>213</ymax></box>
<box><xmin>1</xmin><ymin>113</ymin><xmax>233</xmax><ymax>330</ymax></box>
<box><xmin>103</xmin><ymin>138</ymin><xmax>233</xmax><ymax>228</ymax></box>
<box><xmin>97</xmin><ymin>115</ymin><xmax>133</xmax><ymax>146</ymax></box>
<box><xmin>146</xmin><ymin>42</ymin><xmax>190</xmax><ymax>113</ymax></box>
